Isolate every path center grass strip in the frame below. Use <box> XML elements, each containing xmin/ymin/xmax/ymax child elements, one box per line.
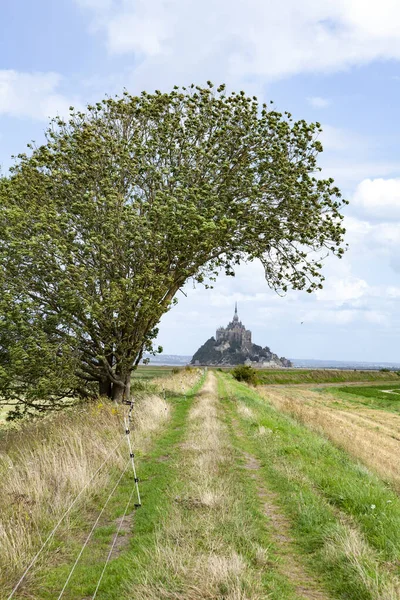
<box><xmin>220</xmin><ymin>373</ymin><xmax>400</xmax><ymax>600</ymax></box>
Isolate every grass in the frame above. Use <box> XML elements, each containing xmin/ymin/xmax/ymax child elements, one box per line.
<box><xmin>256</xmin><ymin>369</ymin><xmax>400</xmax><ymax>385</ymax></box>
<box><xmin>133</xmin><ymin>365</ymin><xmax>177</xmax><ymax>380</ymax></box>
<box><xmin>0</xmin><ymin>370</ymin><xmax>200</xmax><ymax>599</ymax></box>
<box><xmin>258</xmin><ymin>383</ymin><xmax>400</xmax><ymax>491</ymax></box>
<box><xmin>220</xmin><ymin>374</ymin><xmax>400</xmax><ymax>599</ymax></box>
<box><xmin>123</xmin><ymin>372</ymin><xmax>299</xmax><ymax>600</ymax></box>
<box><xmin>4</xmin><ymin>368</ymin><xmax>400</xmax><ymax>599</ymax></box>
<box><xmin>333</xmin><ymin>384</ymin><xmax>400</xmax><ymax>412</ymax></box>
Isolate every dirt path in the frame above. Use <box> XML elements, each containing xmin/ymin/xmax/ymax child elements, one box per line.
<box><xmin>233</xmin><ymin>427</ymin><xmax>331</xmax><ymax>600</ymax></box>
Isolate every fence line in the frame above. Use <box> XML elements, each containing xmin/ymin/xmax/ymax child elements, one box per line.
<box><xmin>7</xmin><ymin>436</ymin><xmax>125</xmax><ymax>600</ymax></box>
<box><xmin>57</xmin><ymin>459</ymin><xmax>130</xmax><ymax>599</ymax></box>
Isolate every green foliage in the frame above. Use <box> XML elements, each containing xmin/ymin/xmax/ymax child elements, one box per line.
<box><xmin>231</xmin><ymin>365</ymin><xmax>259</xmax><ymax>385</ymax></box>
<box><xmin>171</xmin><ymin>367</ymin><xmax>180</xmax><ymax>374</ymax></box>
<box><xmin>0</xmin><ymin>84</ymin><xmax>346</xmax><ymax>412</ymax></box>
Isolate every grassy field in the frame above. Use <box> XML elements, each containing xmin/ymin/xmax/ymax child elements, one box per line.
<box><xmin>335</xmin><ymin>384</ymin><xmax>400</xmax><ymax>412</ymax></box>
<box><xmin>2</xmin><ymin>370</ymin><xmax>400</xmax><ymax>599</ymax></box>
<box><xmin>133</xmin><ymin>365</ymin><xmax>178</xmax><ymax>379</ymax></box>
<box><xmin>256</xmin><ymin>368</ymin><xmax>400</xmax><ymax>385</ymax></box>
<box><xmin>259</xmin><ymin>381</ymin><xmax>400</xmax><ymax>492</ymax></box>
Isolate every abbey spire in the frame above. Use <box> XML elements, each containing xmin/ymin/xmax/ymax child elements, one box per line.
<box><xmin>233</xmin><ymin>302</ymin><xmax>239</xmax><ymax>322</ymax></box>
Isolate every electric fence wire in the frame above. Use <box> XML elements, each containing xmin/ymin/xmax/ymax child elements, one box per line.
<box><xmin>91</xmin><ymin>483</ymin><xmax>136</xmax><ymax>599</ymax></box>
<box><xmin>57</xmin><ymin>459</ymin><xmax>130</xmax><ymax>600</ymax></box>
<box><xmin>7</xmin><ymin>437</ymin><xmax>126</xmax><ymax>600</ymax></box>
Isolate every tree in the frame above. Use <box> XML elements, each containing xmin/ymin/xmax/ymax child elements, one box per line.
<box><xmin>0</xmin><ymin>83</ymin><xmax>347</xmax><ymax>409</ymax></box>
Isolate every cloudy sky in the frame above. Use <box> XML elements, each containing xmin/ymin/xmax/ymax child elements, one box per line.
<box><xmin>1</xmin><ymin>0</ymin><xmax>400</xmax><ymax>362</ymax></box>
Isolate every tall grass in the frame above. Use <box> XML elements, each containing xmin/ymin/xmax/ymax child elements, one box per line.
<box><xmin>0</xmin><ymin>382</ymin><xmax>197</xmax><ymax>596</ymax></box>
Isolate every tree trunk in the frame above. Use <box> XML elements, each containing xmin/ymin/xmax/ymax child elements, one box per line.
<box><xmin>111</xmin><ymin>372</ymin><xmax>131</xmax><ymax>403</ymax></box>
<box><xmin>111</xmin><ymin>382</ymin><xmax>124</xmax><ymax>403</ymax></box>
<box><xmin>99</xmin><ymin>379</ymin><xmax>112</xmax><ymax>398</ymax></box>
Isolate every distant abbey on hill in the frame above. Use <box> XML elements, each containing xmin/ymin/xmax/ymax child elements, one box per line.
<box><xmin>191</xmin><ymin>304</ymin><xmax>292</xmax><ymax>368</ymax></box>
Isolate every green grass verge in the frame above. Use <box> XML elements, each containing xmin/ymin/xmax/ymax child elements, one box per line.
<box><xmin>256</xmin><ymin>369</ymin><xmax>400</xmax><ymax>385</ymax></box>
<box><xmin>220</xmin><ymin>373</ymin><xmax>400</xmax><ymax>600</ymax></box>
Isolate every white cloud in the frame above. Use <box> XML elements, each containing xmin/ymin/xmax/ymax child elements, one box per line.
<box><xmin>0</xmin><ymin>70</ymin><xmax>76</xmax><ymax>121</ymax></box>
<box><xmin>76</xmin><ymin>0</ymin><xmax>400</xmax><ymax>85</ymax></box>
<box><xmin>107</xmin><ymin>11</ymin><xmax>171</xmax><ymax>56</ymax></box>
<box><xmin>302</xmin><ymin>307</ymin><xmax>389</xmax><ymax>327</ymax></box>
<box><xmin>308</xmin><ymin>96</ymin><xmax>330</xmax><ymax>108</ymax></box>
<box><xmin>352</xmin><ymin>178</ymin><xmax>400</xmax><ymax>220</ymax></box>
<box><xmin>320</xmin><ymin>161</ymin><xmax>400</xmax><ymax>189</ymax></box>
<box><xmin>318</xmin><ymin>124</ymin><xmax>366</xmax><ymax>153</ymax></box>
<box><xmin>315</xmin><ymin>276</ymin><xmax>369</xmax><ymax>305</ymax></box>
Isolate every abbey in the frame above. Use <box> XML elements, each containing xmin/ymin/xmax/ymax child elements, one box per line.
<box><xmin>191</xmin><ymin>305</ymin><xmax>292</xmax><ymax>368</ymax></box>
<box><xmin>216</xmin><ymin>303</ymin><xmax>252</xmax><ymax>351</ymax></box>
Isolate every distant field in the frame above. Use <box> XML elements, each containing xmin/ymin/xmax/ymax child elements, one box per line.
<box><xmin>331</xmin><ymin>384</ymin><xmax>400</xmax><ymax>413</ymax></box>
<box><xmin>133</xmin><ymin>365</ymin><xmax>178</xmax><ymax>379</ymax></box>
<box><xmin>256</xmin><ymin>368</ymin><xmax>400</xmax><ymax>385</ymax></box>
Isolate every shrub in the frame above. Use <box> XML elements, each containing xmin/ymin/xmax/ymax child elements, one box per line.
<box><xmin>171</xmin><ymin>367</ymin><xmax>180</xmax><ymax>374</ymax></box>
<box><xmin>231</xmin><ymin>365</ymin><xmax>259</xmax><ymax>385</ymax></box>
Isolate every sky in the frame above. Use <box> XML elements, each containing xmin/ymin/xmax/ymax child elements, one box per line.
<box><xmin>1</xmin><ymin>0</ymin><xmax>400</xmax><ymax>362</ymax></box>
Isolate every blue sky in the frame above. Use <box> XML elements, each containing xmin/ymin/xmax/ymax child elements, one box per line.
<box><xmin>1</xmin><ymin>0</ymin><xmax>400</xmax><ymax>361</ymax></box>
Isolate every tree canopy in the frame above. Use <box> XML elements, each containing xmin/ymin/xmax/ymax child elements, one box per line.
<box><xmin>0</xmin><ymin>83</ymin><xmax>347</xmax><ymax>413</ymax></box>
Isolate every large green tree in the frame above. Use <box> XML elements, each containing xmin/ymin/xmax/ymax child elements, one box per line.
<box><xmin>0</xmin><ymin>84</ymin><xmax>347</xmax><ymax>409</ymax></box>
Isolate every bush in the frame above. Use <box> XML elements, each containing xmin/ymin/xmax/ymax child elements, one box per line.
<box><xmin>380</xmin><ymin>368</ymin><xmax>390</xmax><ymax>372</ymax></box>
<box><xmin>231</xmin><ymin>365</ymin><xmax>259</xmax><ymax>385</ymax></box>
<box><xmin>171</xmin><ymin>367</ymin><xmax>180</xmax><ymax>374</ymax></box>
<box><xmin>184</xmin><ymin>366</ymin><xmax>193</xmax><ymax>372</ymax></box>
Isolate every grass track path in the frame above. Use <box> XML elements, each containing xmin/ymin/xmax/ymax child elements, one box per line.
<box><xmin>124</xmin><ymin>371</ymin><xmax>303</xmax><ymax>599</ymax></box>
<box><xmin>232</xmin><ymin>432</ymin><xmax>330</xmax><ymax>600</ymax></box>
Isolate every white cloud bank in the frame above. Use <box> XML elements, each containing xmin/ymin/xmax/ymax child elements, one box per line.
<box><xmin>76</xmin><ymin>0</ymin><xmax>400</xmax><ymax>84</ymax></box>
<box><xmin>353</xmin><ymin>178</ymin><xmax>400</xmax><ymax>221</ymax></box>
<box><xmin>0</xmin><ymin>70</ymin><xmax>75</xmax><ymax>121</ymax></box>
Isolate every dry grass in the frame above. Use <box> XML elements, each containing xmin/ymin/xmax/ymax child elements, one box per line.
<box><xmin>132</xmin><ymin>373</ymin><xmax>266</xmax><ymax>600</ymax></box>
<box><xmin>260</xmin><ymin>386</ymin><xmax>400</xmax><ymax>490</ymax></box>
<box><xmin>323</xmin><ymin>524</ymin><xmax>400</xmax><ymax>600</ymax></box>
<box><xmin>155</xmin><ymin>368</ymin><xmax>202</xmax><ymax>396</ymax></box>
<box><xmin>237</xmin><ymin>403</ymin><xmax>255</xmax><ymax>420</ymax></box>
<box><xmin>0</xmin><ymin>392</ymin><xmax>170</xmax><ymax>592</ymax></box>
